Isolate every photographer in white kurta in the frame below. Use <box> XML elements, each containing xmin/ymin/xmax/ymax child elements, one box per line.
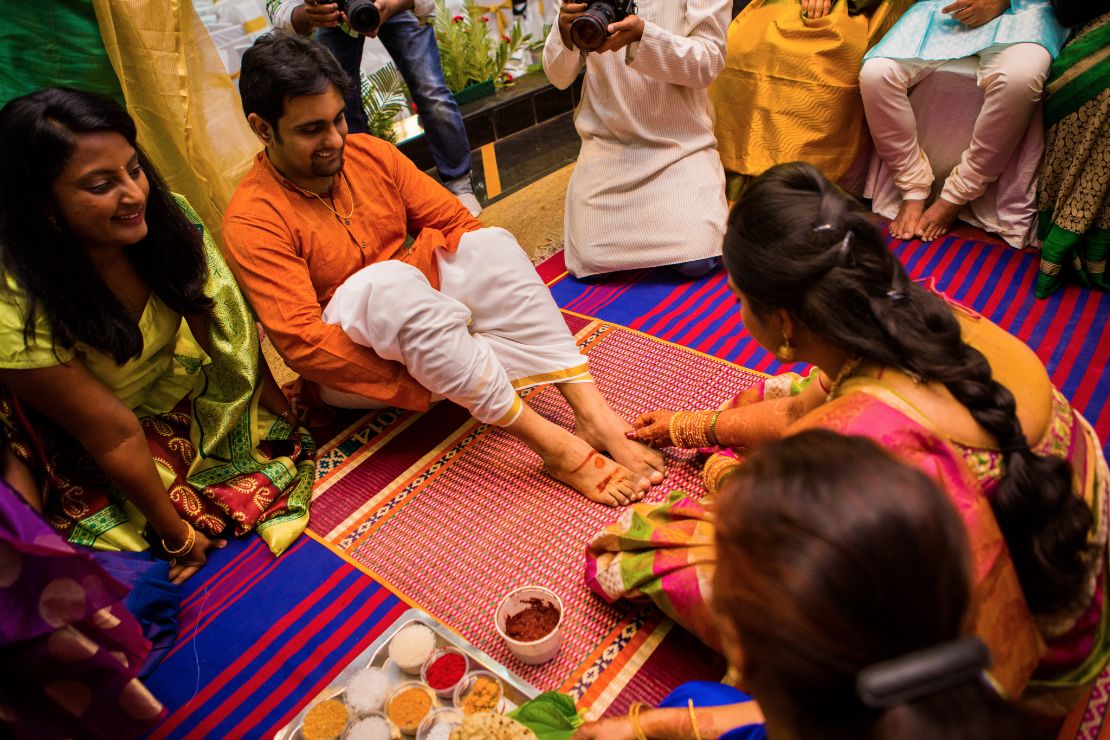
<box><xmin>543</xmin><ymin>0</ymin><xmax>731</xmax><ymax>278</ymax></box>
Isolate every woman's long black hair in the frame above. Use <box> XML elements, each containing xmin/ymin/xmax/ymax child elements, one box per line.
<box><xmin>0</xmin><ymin>87</ymin><xmax>212</xmax><ymax>364</ymax></box>
<box><xmin>714</xmin><ymin>431</ymin><xmax>1030</xmax><ymax>739</ymax></box>
<box><xmin>723</xmin><ymin>162</ymin><xmax>1091</xmax><ymax>615</ymax></box>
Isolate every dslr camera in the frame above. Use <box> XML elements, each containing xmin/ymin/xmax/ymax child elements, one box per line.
<box><xmin>336</xmin><ymin>0</ymin><xmax>382</xmax><ymax>35</ymax></box>
<box><xmin>570</xmin><ymin>0</ymin><xmax>637</xmax><ymax>52</ymax></box>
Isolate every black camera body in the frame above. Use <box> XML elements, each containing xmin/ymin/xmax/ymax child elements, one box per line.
<box><xmin>337</xmin><ymin>0</ymin><xmax>382</xmax><ymax>35</ymax></box>
<box><xmin>569</xmin><ymin>0</ymin><xmax>637</xmax><ymax>52</ymax></box>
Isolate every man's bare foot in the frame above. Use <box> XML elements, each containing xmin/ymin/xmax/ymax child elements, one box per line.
<box><xmin>890</xmin><ymin>198</ymin><xmax>926</xmax><ymax>240</ymax></box>
<box><xmin>544</xmin><ymin>430</ymin><xmax>650</xmax><ymax>506</ymax></box>
<box><xmin>576</xmin><ymin>416</ymin><xmax>666</xmax><ymax>486</ymax></box>
<box><xmin>555</xmin><ymin>381</ymin><xmax>666</xmax><ymax>485</ymax></box>
<box><xmin>917</xmin><ymin>197</ymin><xmax>962</xmax><ymax>242</ymax></box>
<box><xmin>505</xmin><ymin>402</ymin><xmax>649</xmax><ymax>505</ymax></box>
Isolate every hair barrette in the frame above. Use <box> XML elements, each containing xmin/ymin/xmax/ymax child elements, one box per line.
<box><xmin>856</xmin><ymin>637</ymin><xmax>990</xmax><ymax>709</ymax></box>
<box><xmin>835</xmin><ymin>231</ymin><xmax>853</xmax><ymax>266</ymax></box>
<box><xmin>813</xmin><ymin>223</ymin><xmax>836</xmax><ymax>233</ymax></box>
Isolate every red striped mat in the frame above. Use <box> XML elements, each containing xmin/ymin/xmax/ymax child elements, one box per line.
<box><xmin>308</xmin><ymin>316</ymin><xmax>750</xmax><ymax>715</ymax></box>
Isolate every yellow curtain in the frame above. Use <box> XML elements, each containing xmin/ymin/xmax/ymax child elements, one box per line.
<box><xmin>91</xmin><ymin>0</ymin><xmax>260</xmax><ymax>245</ymax></box>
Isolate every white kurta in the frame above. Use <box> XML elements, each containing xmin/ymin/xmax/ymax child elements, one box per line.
<box><xmin>543</xmin><ymin>0</ymin><xmax>731</xmax><ymax>277</ymax></box>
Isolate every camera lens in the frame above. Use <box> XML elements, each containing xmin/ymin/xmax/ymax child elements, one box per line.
<box><xmin>570</xmin><ymin>2</ymin><xmax>616</xmax><ymax>51</ymax></box>
<box><xmin>345</xmin><ymin>0</ymin><xmax>381</xmax><ymax>34</ymax></box>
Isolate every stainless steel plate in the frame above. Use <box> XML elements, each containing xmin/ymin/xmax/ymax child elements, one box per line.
<box><xmin>276</xmin><ymin>608</ymin><xmax>538</xmax><ymax>739</ymax></box>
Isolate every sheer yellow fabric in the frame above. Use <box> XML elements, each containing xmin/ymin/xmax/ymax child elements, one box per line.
<box><xmin>90</xmin><ymin>0</ymin><xmax>259</xmax><ymax>245</ymax></box>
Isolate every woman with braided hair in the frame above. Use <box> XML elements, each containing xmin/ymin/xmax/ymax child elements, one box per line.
<box><xmin>586</xmin><ymin>161</ymin><xmax>1109</xmax><ymax>715</ymax></box>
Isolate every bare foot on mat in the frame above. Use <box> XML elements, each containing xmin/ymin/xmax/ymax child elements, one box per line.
<box><xmin>558</xmin><ymin>382</ymin><xmax>666</xmax><ymax>485</ymax></box>
<box><xmin>890</xmin><ymin>198</ymin><xmax>926</xmax><ymax>240</ymax></box>
<box><xmin>917</xmin><ymin>197</ymin><xmax>962</xmax><ymax>242</ymax></box>
<box><xmin>544</xmin><ymin>434</ymin><xmax>650</xmax><ymax>507</ymax></box>
<box><xmin>576</xmin><ymin>416</ymin><xmax>666</xmax><ymax>486</ymax></box>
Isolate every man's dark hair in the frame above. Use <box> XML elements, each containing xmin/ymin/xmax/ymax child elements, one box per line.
<box><xmin>239</xmin><ymin>31</ymin><xmax>349</xmax><ymax>137</ymax></box>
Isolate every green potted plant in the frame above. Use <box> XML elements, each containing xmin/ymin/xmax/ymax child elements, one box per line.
<box><xmin>434</xmin><ymin>0</ymin><xmax>532</xmax><ymax>104</ymax></box>
<box><xmin>360</xmin><ymin>63</ymin><xmax>410</xmax><ymax>142</ymax></box>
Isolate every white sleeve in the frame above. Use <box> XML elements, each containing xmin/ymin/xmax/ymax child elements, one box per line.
<box><xmin>625</xmin><ymin>0</ymin><xmax>730</xmax><ymax>88</ymax></box>
<box><xmin>266</xmin><ymin>0</ymin><xmax>305</xmax><ymax>33</ymax></box>
<box><xmin>542</xmin><ymin>8</ymin><xmax>587</xmax><ymax>90</ymax></box>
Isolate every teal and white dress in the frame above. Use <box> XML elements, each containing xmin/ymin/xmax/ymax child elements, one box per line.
<box><xmin>865</xmin><ymin>0</ymin><xmax>1069</xmax><ymax>61</ymax></box>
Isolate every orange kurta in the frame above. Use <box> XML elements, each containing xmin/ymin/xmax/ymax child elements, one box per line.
<box><xmin>222</xmin><ymin>134</ymin><xmax>481</xmax><ymax>410</ymax></box>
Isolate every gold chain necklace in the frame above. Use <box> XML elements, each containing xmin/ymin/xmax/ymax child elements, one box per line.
<box><xmin>289</xmin><ymin>170</ymin><xmax>355</xmax><ymax>224</ymax></box>
<box><xmin>826</xmin><ymin>356</ymin><xmax>863</xmax><ymax>401</ymax></box>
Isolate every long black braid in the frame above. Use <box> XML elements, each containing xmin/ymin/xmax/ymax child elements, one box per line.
<box><xmin>723</xmin><ymin>162</ymin><xmax>1091</xmax><ymax>615</ymax></box>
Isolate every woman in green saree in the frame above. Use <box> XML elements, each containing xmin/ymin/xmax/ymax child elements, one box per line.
<box><xmin>0</xmin><ymin>88</ymin><xmax>315</xmax><ymax>582</ymax></box>
<box><xmin>1035</xmin><ymin>1</ymin><xmax>1110</xmax><ymax>298</ymax></box>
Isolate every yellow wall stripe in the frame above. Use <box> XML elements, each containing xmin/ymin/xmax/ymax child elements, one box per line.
<box><xmin>481</xmin><ymin>142</ymin><xmax>502</xmax><ymax>199</ymax></box>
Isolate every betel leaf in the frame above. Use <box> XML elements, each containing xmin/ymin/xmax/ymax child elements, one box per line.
<box><xmin>507</xmin><ymin>692</ymin><xmax>584</xmax><ymax>740</ymax></box>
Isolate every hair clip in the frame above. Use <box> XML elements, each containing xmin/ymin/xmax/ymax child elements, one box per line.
<box><xmin>813</xmin><ymin>223</ymin><xmax>836</xmax><ymax>233</ymax></box>
<box><xmin>856</xmin><ymin>637</ymin><xmax>990</xmax><ymax>709</ymax></box>
<box><xmin>835</xmin><ymin>231</ymin><xmax>853</xmax><ymax>266</ymax></box>
<box><xmin>886</xmin><ymin>288</ymin><xmax>906</xmax><ymax>303</ymax></box>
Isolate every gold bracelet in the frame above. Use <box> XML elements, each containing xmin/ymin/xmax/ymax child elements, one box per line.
<box><xmin>628</xmin><ymin>702</ymin><xmax>649</xmax><ymax>740</ymax></box>
<box><xmin>693</xmin><ymin>411</ymin><xmax>713</xmax><ymax>448</ymax></box>
<box><xmin>687</xmin><ymin>699</ymin><xmax>703</xmax><ymax>740</ymax></box>
<box><xmin>671</xmin><ymin>411</ymin><xmax>715</xmax><ymax>449</ymax></box>
<box><xmin>163</xmin><ymin>521</ymin><xmax>196</xmax><ymax>557</ymax></box>
<box><xmin>703</xmin><ymin>452</ymin><xmax>743</xmax><ymax>497</ymax></box>
<box><xmin>708</xmin><ymin>410</ymin><xmax>721</xmax><ymax>446</ymax></box>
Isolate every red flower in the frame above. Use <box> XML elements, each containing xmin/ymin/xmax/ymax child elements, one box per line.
<box><xmin>480</xmin><ymin>15</ymin><xmax>490</xmax><ymax>22</ymax></box>
<box><xmin>452</xmin><ymin>14</ymin><xmax>464</xmax><ymax>21</ymax></box>
<box><xmin>501</xmin><ymin>34</ymin><xmax>511</xmax><ymax>42</ymax></box>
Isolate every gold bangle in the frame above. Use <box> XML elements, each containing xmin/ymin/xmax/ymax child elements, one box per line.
<box><xmin>703</xmin><ymin>452</ymin><xmax>743</xmax><ymax>497</ymax></box>
<box><xmin>629</xmin><ymin>702</ymin><xmax>649</xmax><ymax>740</ymax></box>
<box><xmin>667</xmin><ymin>412</ymin><xmax>681</xmax><ymax>448</ymax></box>
<box><xmin>708</xmin><ymin>410</ymin><xmax>721</xmax><ymax>446</ymax></box>
<box><xmin>163</xmin><ymin>521</ymin><xmax>196</xmax><ymax>557</ymax></box>
<box><xmin>687</xmin><ymin>699</ymin><xmax>703</xmax><ymax>740</ymax></box>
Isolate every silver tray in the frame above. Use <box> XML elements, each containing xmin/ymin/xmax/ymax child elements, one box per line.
<box><xmin>275</xmin><ymin>607</ymin><xmax>539</xmax><ymax>739</ymax></box>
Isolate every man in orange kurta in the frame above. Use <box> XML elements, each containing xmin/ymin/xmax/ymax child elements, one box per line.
<box><xmin>222</xmin><ymin>32</ymin><xmax>665</xmax><ymax>505</ymax></box>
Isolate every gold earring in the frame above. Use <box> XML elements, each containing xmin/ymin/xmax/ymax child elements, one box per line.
<box><xmin>777</xmin><ymin>332</ymin><xmax>795</xmax><ymax>362</ymax></box>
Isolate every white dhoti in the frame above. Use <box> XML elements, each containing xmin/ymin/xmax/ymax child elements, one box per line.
<box><xmin>320</xmin><ymin>227</ymin><xmax>590</xmax><ymax>426</ymax></box>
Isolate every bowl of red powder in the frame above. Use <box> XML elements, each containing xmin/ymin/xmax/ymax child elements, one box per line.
<box><xmin>494</xmin><ymin>586</ymin><xmax>564</xmax><ymax>665</ymax></box>
<box><xmin>420</xmin><ymin>647</ymin><xmax>469</xmax><ymax>699</ymax></box>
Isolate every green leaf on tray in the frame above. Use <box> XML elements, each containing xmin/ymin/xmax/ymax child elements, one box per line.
<box><xmin>507</xmin><ymin>692</ymin><xmax>584</xmax><ymax>740</ymax></box>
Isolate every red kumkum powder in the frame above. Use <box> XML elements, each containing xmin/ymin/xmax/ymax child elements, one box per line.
<box><xmin>425</xmin><ymin>652</ymin><xmax>467</xmax><ymax>690</ymax></box>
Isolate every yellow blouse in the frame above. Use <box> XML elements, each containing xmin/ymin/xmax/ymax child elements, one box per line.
<box><xmin>0</xmin><ymin>274</ymin><xmax>208</xmax><ymax>416</ymax></box>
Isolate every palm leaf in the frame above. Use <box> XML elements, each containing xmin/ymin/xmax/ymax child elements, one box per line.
<box><xmin>360</xmin><ymin>63</ymin><xmax>410</xmax><ymax>142</ymax></box>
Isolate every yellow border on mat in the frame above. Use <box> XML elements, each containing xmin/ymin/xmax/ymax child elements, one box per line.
<box><xmin>582</xmin><ymin>619</ymin><xmax>674</xmax><ymax>720</ymax></box>
<box><xmin>545</xmin><ymin>270</ymin><xmax>570</xmax><ymax>288</ymax></box>
<box><xmin>559</xmin><ymin>308</ymin><xmax>771</xmax><ymax>378</ymax></box>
